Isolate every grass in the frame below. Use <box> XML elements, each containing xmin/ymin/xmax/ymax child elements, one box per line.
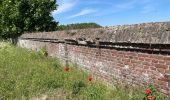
<box><xmin>0</xmin><ymin>42</ymin><xmax>168</xmax><ymax>100</ymax></box>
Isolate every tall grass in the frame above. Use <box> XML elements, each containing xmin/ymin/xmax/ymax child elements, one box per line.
<box><xmin>0</xmin><ymin>42</ymin><xmax>168</xmax><ymax>100</ymax></box>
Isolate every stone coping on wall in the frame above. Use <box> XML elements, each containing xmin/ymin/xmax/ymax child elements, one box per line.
<box><xmin>20</xmin><ymin>22</ymin><xmax>170</xmax><ymax>44</ymax></box>
<box><xmin>19</xmin><ymin>37</ymin><xmax>170</xmax><ymax>55</ymax></box>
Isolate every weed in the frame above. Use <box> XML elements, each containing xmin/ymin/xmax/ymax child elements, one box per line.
<box><xmin>38</xmin><ymin>46</ymin><xmax>48</xmax><ymax>57</ymax></box>
<box><xmin>0</xmin><ymin>42</ymin><xmax>168</xmax><ymax>100</ymax></box>
<box><xmin>72</xmin><ymin>80</ymin><xmax>86</xmax><ymax>95</ymax></box>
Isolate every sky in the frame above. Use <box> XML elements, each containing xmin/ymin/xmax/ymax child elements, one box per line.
<box><xmin>52</xmin><ymin>0</ymin><xmax>170</xmax><ymax>26</ymax></box>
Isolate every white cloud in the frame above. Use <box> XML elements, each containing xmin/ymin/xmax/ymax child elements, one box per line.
<box><xmin>67</xmin><ymin>8</ymin><xmax>97</xmax><ymax>19</ymax></box>
<box><xmin>113</xmin><ymin>0</ymin><xmax>156</xmax><ymax>14</ymax></box>
<box><xmin>91</xmin><ymin>1</ymin><xmax>137</xmax><ymax>16</ymax></box>
<box><xmin>141</xmin><ymin>0</ymin><xmax>153</xmax><ymax>4</ymax></box>
<box><xmin>115</xmin><ymin>0</ymin><xmax>137</xmax><ymax>9</ymax></box>
<box><xmin>141</xmin><ymin>5</ymin><xmax>156</xmax><ymax>14</ymax></box>
<box><xmin>52</xmin><ymin>0</ymin><xmax>78</xmax><ymax>15</ymax></box>
<box><xmin>140</xmin><ymin>0</ymin><xmax>156</xmax><ymax>14</ymax></box>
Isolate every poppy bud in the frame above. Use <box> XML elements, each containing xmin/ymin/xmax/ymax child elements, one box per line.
<box><xmin>147</xmin><ymin>95</ymin><xmax>154</xmax><ymax>100</ymax></box>
<box><xmin>146</xmin><ymin>89</ymin><xmax>151</xmax><ymax>94</ymax></box>
<box><xmin>65</xmin><ymin>67</ymin><xmax>69</xmax><ymax>72</ymax></box>
<box><xmin>88</xmin><ymin>76</ymin><xmax>92</xmax><ymax>81</ymax></box>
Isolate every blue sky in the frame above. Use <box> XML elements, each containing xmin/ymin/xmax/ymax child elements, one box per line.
<box><xmin>52</xmin><ymin>0</ymin><xmax>170</xmax><ymax>26</ymax></box>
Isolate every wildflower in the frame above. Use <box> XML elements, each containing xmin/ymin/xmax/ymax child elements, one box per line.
<box><xmin>147</xmin><ymin>95</ymin><xmax>154</xmax><ymax>100</ymax></box>
<box><xmin>88</xmin><ymin>76</ymin><xmax>92</xmax><ymax>81</ymax></box>
<box><xmin>146</xmin><ymin>89</ymin><xmax>151</xmax><ymax>94</ymax></box>
<box><xmin>65</xmin><ymin>67</ymin><xmax>69</xmax><ymax>72</ymax></box>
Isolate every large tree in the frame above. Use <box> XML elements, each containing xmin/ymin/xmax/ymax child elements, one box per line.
<box><xmin>0</xmin><ymin>0</ymin><xmax>58</xmax><ymax>39</ymax></box>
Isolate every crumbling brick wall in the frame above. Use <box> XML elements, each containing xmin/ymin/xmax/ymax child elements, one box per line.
<box><xmin>17</xmin><ymin>22</ymin><xmax>170</xmax><ymax>98</ymax></box>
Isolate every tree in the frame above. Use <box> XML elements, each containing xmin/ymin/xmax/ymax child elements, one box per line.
<box><xmin>0</xmin><ymin>0</ymin><xmax>58</xmax><ymax>39</ymax></box>
<box><xmin>57</xmin><ymin>23</ymin><xmax>102</xmax><ymax>30</ymax></box>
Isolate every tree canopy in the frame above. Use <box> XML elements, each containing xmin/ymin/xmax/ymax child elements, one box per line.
<box><xmin>0</xmin><ymin>0</ymin><xmax>58</xmax><ymax>39</ymax></box>
<box><xmin>57</xmin><ymin>23</ymin><xmax>102</xmax><ymax>30</ymax></box>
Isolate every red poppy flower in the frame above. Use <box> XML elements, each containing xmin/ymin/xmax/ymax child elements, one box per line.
<box><xmin>147</xmin><ymin>95</ymin><xmax>154</xmax><ymax>100</ymax></box>
<box><xmin>88</xmin><ymin>76</ymin><xmax>92</xmax><ymax>81</ymax></box>
<box><xmin>146</xmin><ymin>89</ymin><xmax>151</xmax><ymax>94</ymax></box>
<box><xmin>65</xmin><ymin>67</ymin><xmax>69</xmax><ymax>72</ymax></box>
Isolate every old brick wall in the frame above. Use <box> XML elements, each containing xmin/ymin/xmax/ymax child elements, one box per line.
<box><xmin>17</xmin><ymin>39</ymin><xmax>170</xmax><ymax>98</ymax></box>
<box><xmin>17</xmin><ymin>22</ymin><xmax>170</xmax><ymax>98</ymax></box>
<box><xmin>54</xmin><ymin>44</ymin><xmax>170</xmax><ymax>96</ymax></box>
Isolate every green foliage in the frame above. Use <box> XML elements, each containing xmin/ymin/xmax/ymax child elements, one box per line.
<box><xmin>72</xmin><ymin>80</ymin><xmax>86</xmax><ymax>95</ymax></box>
<box><xmin>38</xmin><ymin>47</ymin><xmax>48</xmax><ymax>57</ymax></box>
<box><xmin>143</xmin><ymin>84</ymin><xmax>168</xmax><ymax>100</ymax></box>
<box><xmin>0</xmin><ymin>42</ymin><xmax>168</xmax><ymax>100</ymax></box>
<box><xmin>57</xmin><ymin>22</ymin><xmax>102</xmax><ymax>30</ymax></box>
<box><xmin>0</xmin><ymin>0</ymin><xmax>58</xmax><ymax>39</ymax></box>
<box><xmin>0</xmin><ymin>42</ymin><xmax>63</xmax><ymax>99</ymax></box>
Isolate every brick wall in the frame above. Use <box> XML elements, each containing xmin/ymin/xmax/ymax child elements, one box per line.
<box><xmin>17</xmin><ymin>39</ymin><xmax>170</xmax><ymax>98</ymax></box>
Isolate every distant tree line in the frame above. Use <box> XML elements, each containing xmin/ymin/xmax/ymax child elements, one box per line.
<box><xmin>57</xmin><ymin>23</ymin><xmax>102</xmax><ymax>30</ymax></box>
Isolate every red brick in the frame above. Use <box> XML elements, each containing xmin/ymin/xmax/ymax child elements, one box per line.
<box><xmin>126</xmin><ymin>52</ymin><xmax>136</xmax><ymax>56</ymax></box>
<box><xmin>150</xmin><ymin>54</ymin><xmax>157</xmax><ymax>59</ymax></box>
<box><xmin>150</xmin><ymin>54</ymin><xmax>165</xmax><ymax>61</ymax></box>
<box><xmin>133</xmin><ymin>57</ymin><xmax>138</xmax><ymax>60</ymax></box>
<box><xmin>129</xmin><ymin>56</ymin><xmax>133</xmax><ymax>59</ymax></box>
<box><xmin>138</xmin><ymin>57</ymin><xmax>145</xmax><ymax>61</ymax></box>
<box><xmin>143</xmin><ymin>61</ymin><xmax>151</xmax><ymax>66</ymax></box>
<box><xmin>143</xmin><ymin>65</ymin><xmax>149</xmax><ymax>69</ymax></box>
<box><xmin>112</xmin><ymin>53</ymin><xmax>116</xmax><ymax>57</ymax></box>
<box><xmin>152</xmin><ymin>59</ymin><xmax>159</xmax><ymax>63</ymax></box>
<box><xmin>158</xmin><ymin>60</ymin><xmax>165</xmax><ymax>64</ymax></box>
<box><xmin>117</xmin><ymin>63</ymin><xmax>124</xmax><ymax>67</ymax></box>
<box><xmin>157</xmin><ymin>55</ymin><xmax>165</xmax><ymax>60</ymax></box>
<box><xmin>158</xmin><ymin>77</ymin><xmax>170</xmax><ymax>82</ymax></box>
<box><xmin>164</xmin><ymin>56</ymin><xmax>170</xmax><ymax>61</ymax></box>
<box><xmin>122</xmin><ymin>58</ymin><xmax>131</xmax><ymax>63</ymax></box>
<box><xmin>144</xmin><ymin>58</ymin><xmax>152</xmax><ymax>62</ymax></box>
<box><xmin>166</xmin><ymin>61</ymin><xmax>170</xmax><ymax>65</ymax></box>
<box><xmin>117</xmin><ymin>60</ymin><xmax>124</xmax><ymax>65</ymax></box>
<box><xmin>150</xmin><ymin>66</ymin><xmax>156</xmax><ymax>71</ymax></box>
<box><xmin>118</xmin><ymin>51</ymin><xmax>124</xmax><ymax>55</ymax></box>
<box><xmin>155</xmin><ymin>64</ymin><xmax>167</xmax><ymax>69</ymax></box>
<box><xmin>157</xmin><ymin>79</ymin><xmax>167</xmax><ymax>85</ymax></box>
<box><xmin>164</xmin><ymin>73</ymin><xmax>170</xmax><ymax>81</ymax></box>
<box><xmin>131</xmin><ymin>59</ymin><xmax>139</xmax><ymax>64</ymax></box>
<box><xmin>138</xmin><ymin>53</ymin><xmax>149</xmax><ymax>58</ymax></box>
<box><xmin>117</xmin><ymin>54</ymin><xmax>124</xmax><ymax>58</ymax></box>
<box><xmin>157</xmin><ymin>68</ymin><xmax>165</xmax><ymax>73</ymax></box>
<box><xmin>165</xmin><ymin>70</ymin><xmax>170</xmax><ymax>73</ymax></box>
<box><xmin>126</xmin><ymin>62</ymin><xmax>133</xmax><ymax>67</ymax></box>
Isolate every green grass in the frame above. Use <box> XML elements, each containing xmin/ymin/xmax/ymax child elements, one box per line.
<box><xmin>0</xmin><ymin>42</ymin><xmax>168</xmax><ymax>100</ymax></box>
